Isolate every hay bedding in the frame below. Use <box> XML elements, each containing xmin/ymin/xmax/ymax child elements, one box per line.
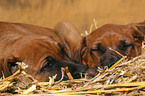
<box><xmin>1</xmin><ymin>21</ymin><xmax>145</xmax><ymax>95</ymax></box>
<box><xmin>1</xmin><ymin>51</ymin><xmax>145</xmax><ymax>96</ymax></box>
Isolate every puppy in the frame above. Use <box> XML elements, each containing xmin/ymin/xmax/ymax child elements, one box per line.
<box><xmin>0</xmin><ymin>21</ymin><xmax>87</xmax><ymax>81</ymax></box>
<box><xmin>79</xmin><ymin>23</ymin><xmax>144</xmax><ymax>69</ymax></box>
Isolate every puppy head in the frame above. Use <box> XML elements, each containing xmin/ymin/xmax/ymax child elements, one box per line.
<box><xmin>80</xmin><ymin>24</ymin><xmax>144</xmax><ymax>68</ymax></box>
<box><xmin>2</xmin><ymin>36</ymin><xmax>87</xmax><ymax>81</ymax></box>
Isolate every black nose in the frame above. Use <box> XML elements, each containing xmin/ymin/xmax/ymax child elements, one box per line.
<box><xmin>71</xmin><ymin>64</ymin><xmax>87</xmax><ymax>79</ymax></box>
<box><xmin>100</xmin><ymin>54</ymin><xmax>121</xmax><ymax>68</ymax></box>
<box><xmin>85</xmin><ymin>68</ymin><xmax>97</xmax><ymax>79</ymax></box>
<box><xmin>81</xmin><ymin>65</ymin><xmax>88</xmax><ymax>73</ymax></box>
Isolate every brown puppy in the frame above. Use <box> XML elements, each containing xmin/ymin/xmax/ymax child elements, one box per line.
<box><xmin>79</xmin><ymin>23</ymin><xmax>144</xmax><ymax>69</ymax></box>
<box><xmin>0</xmin><ymin>21</ymin><xmax>87</xmax><ymax>81</ymax></box>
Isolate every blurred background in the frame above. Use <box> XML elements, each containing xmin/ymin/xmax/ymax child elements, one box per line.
<box><xmin>0</xmin><ymin>0</ymin><xmax>144</xmax><ymax>33</ymax></box>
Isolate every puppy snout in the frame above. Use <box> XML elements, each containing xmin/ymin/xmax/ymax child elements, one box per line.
<box><xmin>80</xmin><ymin>66</ymin><xmax>88</xmax><ymax>78</ymax></box>
<box><xmin>81</xmin><ymin>65</ymin><xmax>88</xmax><ymax>73</ymax></box>
<box><xmin>86</xmin><ymin>68</ymin><xmax>97</xmax><ymax>76</ymax></box>
<box><xmin>74</xmin><ymin>65</ymin><xmax>87</xmax><ymax>78</ymax></box>
<box><xmin>101</xmin><ymin>54</ymin><xmax>121</xmax><ymax>68</ymax></box>
<box><xmin>85</xmin><ymin>68</ymin><xmax>97</xmax><ymax>79</ymax></box>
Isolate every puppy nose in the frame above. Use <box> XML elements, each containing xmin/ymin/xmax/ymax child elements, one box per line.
<box><xmin>102</xmin><ymin>55</ymin><xmax>120</xmax><ymax>67</ymax></box>
<box><xmin>85</xmin><ymin>68</ymin><xmax>97</xmax><ymax>79</ymax></box>
<box><xmin>86</xmin><ymin>68</ymin><xmax>97</xmax><ymax>75</ymax></box>
<box><xmin>78</xmin><ymin>65</ymin><xmax>87</xmax><ymax>74</ymax></box>
<box><xmin>78</xmin><ymin>65</ymin><xmax>88</xmax><ymax>78</ymax></box>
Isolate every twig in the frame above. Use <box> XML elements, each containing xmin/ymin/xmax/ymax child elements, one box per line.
<box><xmin>54</xmin><ymin>67</ymin><xmax>65</xmax><ymax>85</ymax></box>
<box><xmin>65</xmin><ymin>66</ymin><xmax>73</xmax><ymax>80</ymax></box>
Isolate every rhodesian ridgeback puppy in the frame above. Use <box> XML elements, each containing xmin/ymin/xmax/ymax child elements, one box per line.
<box><xmin>0</xmin><ymin>21</ymin><xmax>87</xmax><ymax>81</ymax></box>
<box><xmin>79</xmin><ymin>23</ymin><xmax>144</xmax><ymax>70</ymax></box>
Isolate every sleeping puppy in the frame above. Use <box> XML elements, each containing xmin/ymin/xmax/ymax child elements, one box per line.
<box><xmin>79</xmin><ymin>23</ymin><xmax>144</xmax><ymax>69</ymax></box>
<box><xmin>0</xmin><ymin>21</ymin><xmax>87</xmax><ymax>81</ymax></box>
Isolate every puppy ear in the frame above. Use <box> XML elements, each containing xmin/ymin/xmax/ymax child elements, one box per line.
<box><xmin>2</xmin><ymin>57</ymin><xmax>19</xmax><ymax>77</ymax></box>
<box><xmin>130</xmin><ymin>26</ymin><xmax>144</xmax><ymax>43</ymax></box>
<box><xmin>128</xmin><ymin>22</ymin><xmax>145</xmax><ymax>41</ymax></box>
<box><xmin>79</xmin><ymin>37</ymin><xmax>87</xmax><ymax>62</ymax></box>
<box><xmin>136</xmin><ymin>24</ymin><xmax>145</xmax><ymax>35</ymax></box>
<box><xmin>134</xmin><ymin>21</ymin><xmax>145</xmax><ymax>35</ymax></box>
<box><xmin>54</xmin><ymin>21</ymin><xmax>82</xmax><ymax>57</ymax></box>
<box><xmin>80</xmin><ymin>37</ymin><xmax>87</xmax><ymax>49</ymax></box>
<box><xmin>2</xmin><ymin>58</ymin><xmax>11</xmax><ymax>77</ymax></box>
<box><xmin>0</xmin><ymin>60</ymin><xmax>4</xmax><ymax>77</ymax></box>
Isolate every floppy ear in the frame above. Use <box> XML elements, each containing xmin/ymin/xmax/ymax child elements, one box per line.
<box><xmin>79</xmin><ymin>37</ymin><xmax>87</xmax><ymax>62</ymax></box>
<box><xmin>130</xmin><ymin>26</ymin><xmax>144</xmax><ymax>43</ymax></box>
<box><xmin>80</xmin><ymin>37</ymin><xmax>87</xmax><ymax>49</ymax></box>
<box><xmin>0</xmin><ymin>60</ymin><xmax>4</xmax><ymax>77</ymax></box>
<box><xmin>128</xmin><ymin>21</ymin><xmax>145</xmax><ymax>42</ymax></box>
<box><xmin>54</xmin><ymin>21</ymin><xmax>82</xmax><ymax>58</ymax></box>
<box><xmin>135</xmin><ymin>21</ymin><xmax>145</xmax><ymax>34</ymax></box>
<box><xmin>2</xmin><ymin>57</ymin><xmax>19</xmax><ymax>77</ymax></box>
<box><xmin>136</xmin><ymin>26</ymin><xmax>145</xmax><ymax>35</ymax></box>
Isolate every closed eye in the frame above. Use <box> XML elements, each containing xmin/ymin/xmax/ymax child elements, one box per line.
<box><xmin>119</xmin><ymin>40</ymin><xmax>134</xmax><ymax>51</ymax></box>
<box><xmin>39</xmin><ymin>56</ymin><xmax>54</xmax><ymax>72</ymax></box>
<box><xmin>42</xmin><ymin>62</ymin><xmax>53</xmax><ymax>71</ymax></box>
<box><xmin>90</xmin><ymin>43</ymin><xmax>106</xmax><ymax>54</ymax></box>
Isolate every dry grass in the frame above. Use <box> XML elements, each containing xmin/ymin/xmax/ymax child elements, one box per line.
<box><xmin>0</xmin><ymin>51</ymin><xmax>145</xmax><ymax>95</ymax></box>
<box><xmin>81</xmin><ymin>19</ymin><xmax>98</xmax><ymax>37</ymax></box>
